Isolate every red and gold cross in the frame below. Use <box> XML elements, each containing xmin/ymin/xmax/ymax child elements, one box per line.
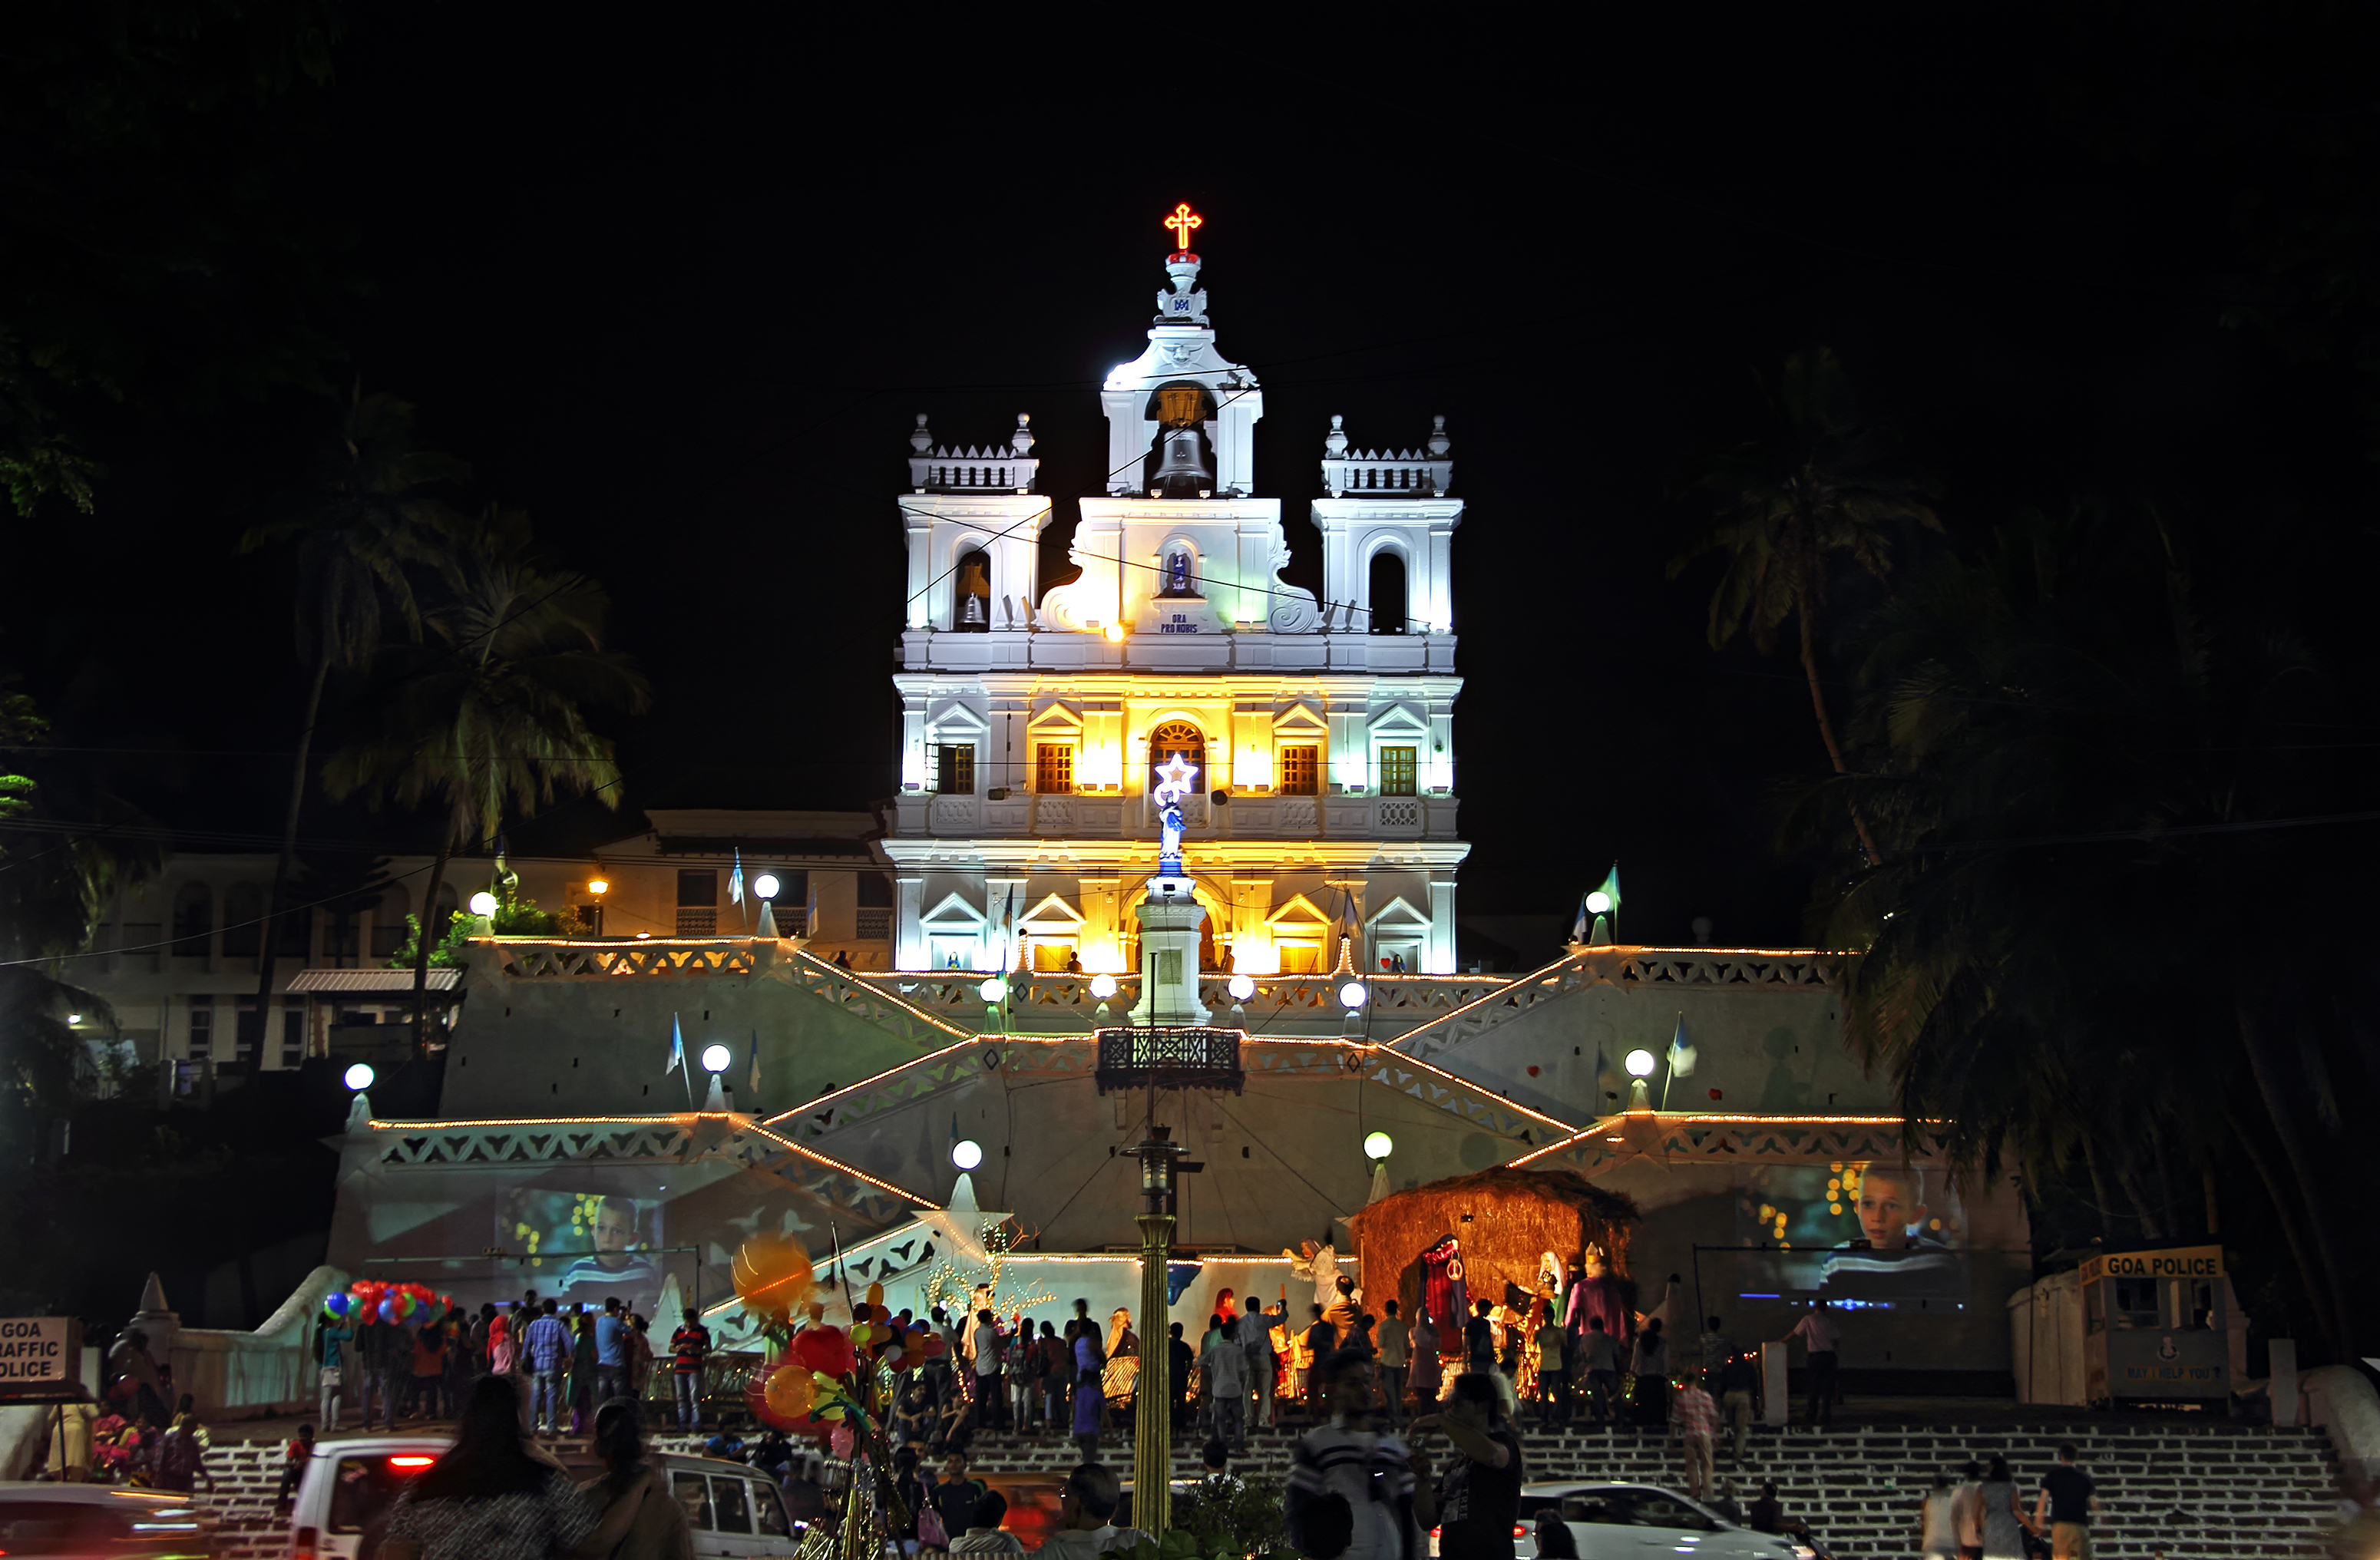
<box><xmin>1163</xmin><ymin>202</ymin><xmax>1203</xmax><ymax>251</ymax></box>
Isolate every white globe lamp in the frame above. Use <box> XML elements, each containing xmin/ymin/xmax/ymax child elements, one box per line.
<box><xmin>951</xmin><ymin>1139</ymin><xmax>984</xmax><ymax>1171</ymax></box>
<box><xmin>978</xmin><ymin>977</ymin><xmax>1008</xmax><ymax>1003</ymax></box>
<box><xmin>753</xmin><ymin>873</ymin><xmax>781</xmax><ymax>901</ymax></box>
<box><xmin>700</xmin><ymin>1043</ymin><xmax>732</xmax><ymax>1075</ymax></box>
<box><xmin>1227</xmin><ymin>973</ymin><xmax>1255</xmax><ymax>1002</ymax></box>
<box><xmin>1088</xmin><ymin>973</ymin><xmax>1118</xmax><ymax>999</ymax></box>
<box><xmin>1624</xmin><ymin>1048</ymin><xmax>1657</xmax><ymax>1078</ymax></box>
<box><xmin>1363</xmin><ymin>1130</ymin><xmax>1394</xmax><ymax>1161</ymax></box>
<box><xmin>1338</xmin><ymin>981</ymin><xmax>1367</xmax><ymax>1010</ymax></box>
<box><xmin>1585</xmin><ymin>891</ymin><xmax>1612</xmax><ymax>915</ymax></box>
<box><xmin>468</xmin><ymin>891</ymin><xmax>498</xmax><ymax>917</ymax></box>
<box><xmin>342</xmin><ymin>1063</ymin><xmax>375</xmax><ymax>1091</ymax></box>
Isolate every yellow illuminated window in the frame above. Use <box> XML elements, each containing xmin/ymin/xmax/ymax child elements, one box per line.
<box><xmin>1035</xmin><ymin>744</ymin><xmax>1074</xmax><ymax>794</ymax></box>
<box><xmin>1278</xmin><ymin>745</ymin><xmax>1318</xmax><ymax>795</ymax></box>
<box><xmin>1278</xmin><ymin>941</ymin><xmax>1324</xmax><ymax>974</ymax></box>
<box><xmin>1380</xmin><ymin>745</ymin><xmax>1418</xmax><ymax>796</ymax></box>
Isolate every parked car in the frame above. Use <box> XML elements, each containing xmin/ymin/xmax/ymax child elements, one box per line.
<box><xmin>1426</xmin><ymin>1480</ymin><xmax>1820</xmax><ymax>1560</ymax></box>
<box><xmin>0</xmin><ymin>1481</ymin><xmax>217</xmax><ymax>1557</ymax></box>
<box><xmin>285</xmin><ymin>1435</ymin><xmax>808</xmax><ymax>1559</ymax></box>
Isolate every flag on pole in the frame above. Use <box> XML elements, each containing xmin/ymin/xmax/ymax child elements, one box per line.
<box><xmin>1666</xmin><ymin>1011</ymin><xmax>1697</xmax><ymax>1078</ymax></box>
<box><xmin>748</xmin><ymin>1030</ymin><xmax>763</xmax><ymax>1096</ymax></box>
<box><xmin>666</xmin><ymin>1013</ymin><xmax>685</xmax><ymax>1075</ymax></box>
<box><xmin>805</xmin><ymin>876</ymin><xmax>819</xmax><ymax>939</ymax></box>
<box><xmin>1598</xmin><ymin>861</ymin><xmax>1622</xmax><ymax>931</ymax></box>
<box><xmin>1569</xmin><ymin>894</ymin><xmax>1591</xmax><ymax>945</ymax></box>
<box><xmin>729</xmin><ymin>848</ymin><xmax>745</xmax><ymax>906</ymax></box>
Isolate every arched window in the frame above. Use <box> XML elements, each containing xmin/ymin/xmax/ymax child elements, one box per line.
<box><xmin>170</xmin><ymin>882</ymin><xmax>212</xmax><ymax>958</ymax></box>
<box><xmin>1368</xmin><ymin>549</ymin><xmax>1409</xmax><ymax>634</ymax></box>
<box><xmin>954</xmin><ymin>548</ymin><xmax>992</xmax><ymax>631</ymax></box>
<box><xmin>1143</xmin><ymin>382</ymin><xmax>1216</xmax><ymax>497</ymax></box>
<box><xmin>1149</xmin><ymin>720</ymin><xmax>1204</xmax><ymax>795</ymax></box>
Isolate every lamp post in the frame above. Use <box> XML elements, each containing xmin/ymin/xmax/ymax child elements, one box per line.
<box><xmin>1128</xmin><ymin>1123</ymin><xmax>1194</xmax><ymax>1535</ymax></box>
<box><xmin>587</xmin><ymin>876</ymin><xmax>608</xmax><ymax>937</ymax></box>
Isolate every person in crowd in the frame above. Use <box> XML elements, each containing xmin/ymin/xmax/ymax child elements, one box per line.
<box><xmin>1196</xmin><ymin>1314</ymin><xmax>1226</xmax><ymax>1429</ymax></box>
<box><xmin>1532</xmin><ymin>1307</ymin><xmax>1566</xmax><ymax>1430</ymax></box>
<box><xmin>1168</xmin><ymin>1322</ymin><xmax>1196</xmax><ymax>1431</ymax></box>
<box><xmin>1631</xmin><ymin>1318</ymin><xmax>1670</xmax><ymax>1432</ymax></box>
<box><xmin>669</xmin><ymin>1307</ymin><xmax>712</xmax><ymax>1431</ymax></box>
<box><xmin>1037</xmin><ymin>1462</ymin><xmax>1147</xmax><ymax>1560</ymax></box>
<box><xmin>1099</xmin><ymin>1310</ymin><xmax>1139</xmax><ymax>1420</ymax></box>
<box><xmin>580</xmin><ymin>1399</ymin><xmax>694</xmax><ymax>1560</ymax></box>
<box><xmin>1301</xmin><ymin>1305</ymin><xmax>1337</xmax><ymax>1418</ymax></box>
<box><xmin>1715</xmin><ymin>1349</ymin><xmax>1758</xmax><ymax>1465</ymax></box>
<box><xmin>1197</xmin><ymin>1436</ymin><xmax>1244</xmax><ymax>1501</ymax></box>
<box><xmin>2035</xmin><ymin>1442</ymin><xmax>2099</xmax><ymax>1560</ymax></box>
<box><xmin>357</xmin><ymin>1306</ymin><xmax>403</xmax><ymax>1433</ymax></box>
<box><xmin>525</xmin><ymin>1298</ymin><xmax>573</xmax><ymax>1436</ymax></box>
<box><xmin>1918</xmin><ymin>1469</ymin><xmax>1961</xmax><ymax>1560</ymax></box>
<box><xmin>317</xmin><ymin>1311</ymin><xmax>352</xmax><ymax>1432</ymax></box>
<box><xmin>1708</xmin><ymin>1481</ymin><xmax>1744</xmax><ymax>1523</ymax></box>
<box><xmin>1952</xmin><ymin>1457</ymin><xmax>1987</xmax><ymax>1558</ymax></box>
<box><xmin>1532</xmin><ymin>1510</ymin><xmax>1579</xmax><ymax>1560</ymax></box>
<box><xmin>1697</xmin><ymin>1315</ymin><xmax>1734</xmax><ymax>1377</ymax></box>
<box><xmin>569</xmin><ymin>1309</ymin><xmax>600</xmax><ymax>1434</ymax></box>
<box><xmin>1069</xmin><ymin>1322</ymin><xmax>1104</xmax><ymax>1459</ymax></box>
<box><xmin>1779</xmin><ymin>1300</ymin><xmax>1838</xmax><ymax>1430</ymax></box>
<box><xmin>1285</xmin><ymin>1348</ymin><xmax>1415</xmax><ymax>1560</ymax></box>
<box><xmin>410</xmin><ymin>1314</ymin><xmax>448</xmax><ymax>1420</ymax></box>
<box><xmin>381</xmin><ymin>1375</ymin><xmax>656</xmax><ymax>1560</ymax></box>
<box><xmin>1575</xmin><ymin>1316</ymin><xmax>1619</xmax><ymax>1428</ymax></box>
<box><xmin>488</xmin><ymin>1302</ymin><xmax>516</xmax><ymax>1384</ymax></box>
<box><xmin>514</xmin><ymin>1293</ymin><xmax>542</xmax><ymax>1432</ymax></box>
<box><xmin>1463</xmin><ymin>1299</ymin><xmax>1497</xmax><ymax>1376</ymax></box>
<box><xmin>1409</xmin><ymin>1308</ymin><xmax>1443</xmax><ymax>1412</ymax></box>
<box><xmin>1013</xmin><ymin>1314</ymin><xmax>1042</xmax><ymax>1430</ymax></box>
<box><xmin>1496</xmin><ymin>1306</ymin><xmax>1524</xmax><ymax>1380</ymax></box>
<box><xmin>749</xmin><ymin>1426</ymin><xmax>792</xmax><ymax>1482</ymax></box>
<box><xmin>1374</xmin><ymin>1299</ymin><xmax>1411</xmax><ymax>1429</ymax></box>
<box><xmin>1671</xmin><ymin>1370</ymin><xmax>1717</xmax><ymax>1502</ymax></box>
<box><xmin>891</xmin><ymin>1445</ymin><xmax>927</xmax><ymax>1554</ymax></box>
<box><xmin>970</xmin><ymin>1309</ymin><xmax>1007</xmax><ymax>1431</ymax></box>
<box><xmin>1039</xmin><ymin>1321</ymin><xmax>1069</xmax><ymax>1432</ymax></box>
<box><xmin>626</xmin><ymin>1314</ymin><xmax>656</xmax><ymax>1423</ymax></box>
<box><xmin>784</xmin><ymin>1459</ymin><xmax>828</xmax><ymax>1526</ymax></box>
<box><xmin>172</xmin><ymin>1392</ymin><xmax>212</xmax><ymax>1452</ymax></box>
<box><xmin>931</xmin><ymin>1448</ymin><xmax>986</xmax><ymax>1539</ymax></box>
<box><xmin>1978</xmin><ymin>1452</ymin><xmax>2032</xmax><ymax>1560</ymax></box>
<box><xmin>1242</xmin><ymin>1296</ymin><xmax>1280</xmax><ymax>1432</ymax></box>
<box><xmin>1205</xmin><ymin>1317</ymin><xmax>1250</xmax><ymax>1453</ymax></box>
<box><xmin>596</xmin><ymin>1298</ymin><xmax>629</xmax><ymax>1409</ymax></box>
<box><xmin>150</xmin><ymin>1411</ymin><xmax>213</xmax><ymax>1495</ymax></box>
<box><xmin>1325</xmin><ymin>1274</ymin><xmax>1362</xmax><ymax>1347</ymax></box>
<box><xmin>276</xmin><ymin>1423</ymin><xmax>316</xmax><ymax>1514</ymax></box>
<box><xmin>703</xmin><ymin>1424</ymin><xmax>746</xmax><ymax>1463</ymax></box>
<box><xmin>1412</xmin><ymin>1373</ymin><xmax>1523</xmax><ymax>1560</ymax></box>
<box><xmin>952</xmin><ymin>1487</ymin><xmax>1024</xmax><ymax>1556</ymax></box>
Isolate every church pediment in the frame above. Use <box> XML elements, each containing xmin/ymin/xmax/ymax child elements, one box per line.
<box><xmin>1367</xmin><ymin>702</ymin><xmax>1429</xmax><ymax>736</ymax></box>
<box><xmin>1017</xmin><ymin>892</ymin><xmax>1085</xmax><ymax>929</ymax></box>
<box><xmin>1273</xmin><ymin>702</ymin><xmax>1327</xmax><ymax>736</ymax></box>
<box><xmin>1365</xmin><ymin>894</ymin><xmax>1432</xmax><ymax>930</ymax></box>
<box><xmin>919</xmin><ymin>891</ymin><xmax>987</xmax><ymax>928</ymax></box>
<box><xmin>927</xmin><ymin>701</ymin><xmax>990</xmax><ymax>735</ymax></box>
<box><xmin>1267</xmin><ymin>892</ymin><xmax>1334</xmax><ymax>930</ymax></box>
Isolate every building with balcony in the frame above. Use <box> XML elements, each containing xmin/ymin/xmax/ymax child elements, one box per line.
<box><xmin>884</xmin><ymin>235</ymin><xmax>1467</xmax><ymax>977</ymax></box>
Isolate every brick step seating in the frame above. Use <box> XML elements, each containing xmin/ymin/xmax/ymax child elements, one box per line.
<box><xmin>957</xmin><ymin>1420</ymin><xmax>2342</xmax><ymax>1560</ymax></box>
<box><xmin>178</xmin><ymin>1420</ymin><xmax>2341</xmax><ymax>1560</ymax></box>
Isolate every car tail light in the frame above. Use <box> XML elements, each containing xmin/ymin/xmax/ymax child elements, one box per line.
<box><xmin>1511</xmin><ymin>1525</ymin><xmax>1529</xmax><ymax>1539</ymax></box>
<box><xmin>390</xmin><ymin>1454</ymin><xmax>436</xmax><ymax>1469</ymax></box>
<box><xmin>293</xmin><ymin>1526</ymin><xmax>319</xmax><ymax>1558</ymax></box>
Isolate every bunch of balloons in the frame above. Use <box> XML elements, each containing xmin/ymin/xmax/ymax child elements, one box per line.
<box><xmin>741</xmin><ymin>1274</ymin><xmax>948</xmax><ymax>1443</ymax></box>
<box><xmin>323</xmin><ymin>1279</ymin><xmax>452</xmax><ymax>1326</ymax></box>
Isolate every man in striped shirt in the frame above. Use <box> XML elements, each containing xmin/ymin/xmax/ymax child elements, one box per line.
<box><xmin>1672</xmin><ymin>1370</ymin><xmax>1717</xmax><ymax>1502</ymax></box>
<box><xmin>1286</xmin><ymin>1350</ymin><xmax>1416</xmax><ymax>1560</ymax></box>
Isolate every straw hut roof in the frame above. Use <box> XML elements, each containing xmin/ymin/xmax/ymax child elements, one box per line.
<box><xmin>1345</xmin><ymin>1165</ymin><xmax>1640</xmax><ymax>1331</ymax></box>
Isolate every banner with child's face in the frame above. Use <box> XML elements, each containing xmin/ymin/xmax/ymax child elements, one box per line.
<box><xmin>1734</xmin><ymin>1162</ymin><xmax>1968</xmax><ymax>1251</ymax></box>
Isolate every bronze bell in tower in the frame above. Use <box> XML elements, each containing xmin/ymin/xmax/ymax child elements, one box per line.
<box><xmin>1148</xmin><ymin>429</ymin><xmax>1213</xmax><ymax>498</ymax></box>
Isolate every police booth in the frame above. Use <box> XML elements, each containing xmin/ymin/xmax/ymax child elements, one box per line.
<box><xmin>2081</xmin><ymin>1243</ymin><xmax>2233</xmax><ymax>1406</ymax></box>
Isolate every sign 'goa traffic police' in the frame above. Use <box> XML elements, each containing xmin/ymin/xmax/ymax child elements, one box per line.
<box><xmin>0</xmin><ymin>1317</ymin><xmax>74</xmax><ymax>1388</ymax></box>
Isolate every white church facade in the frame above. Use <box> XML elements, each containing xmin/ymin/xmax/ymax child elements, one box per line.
<box><xmin>885</xmin><ymin>223</ymin><xmax>1469</xmax><ymax>977</ymax></box>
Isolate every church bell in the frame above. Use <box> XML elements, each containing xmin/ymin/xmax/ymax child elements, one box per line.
<box><xmin>1149</xmin><ymin>429</ymin><xmax>1213</xmax><ymax>498</ymax></box>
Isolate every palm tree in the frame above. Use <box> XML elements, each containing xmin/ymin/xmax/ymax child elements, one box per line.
<box><xmin>240</xmin><ymin>388</ymin><xmax>463</xmax><ymax>1026</ymax></box>
<box><xmin>1669</xmin><ymin>349</ymin><xmax>1940</xmax><ymax>862</ymax></box>
<box><xmin>325</xmin><ymin>506</ymin><xmax>649</xmax><ymax>1053</ymax></box>
<box><xmin>1811</xmin><ymin>503</ymin><xmax>2372</xmax><ymax>1357</ymax></box>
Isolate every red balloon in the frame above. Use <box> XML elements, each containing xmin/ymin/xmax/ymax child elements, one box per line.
<box><xmin>790</xmin><ymin>1325</ymin><xmax>855</xmax><ymax>1377</ymax></box>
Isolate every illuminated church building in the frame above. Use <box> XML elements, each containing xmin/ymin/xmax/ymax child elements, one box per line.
<box><xmin>886</xmin><ymin>219</ymin><xmax>1466</xmax><ymax>978</ymax></box>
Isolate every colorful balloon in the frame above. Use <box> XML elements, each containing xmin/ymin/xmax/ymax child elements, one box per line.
<box><xmin>732</xmin><ymin>1235</ymin><xmax>816</xmax><ymax>1324</ymax></box>
<box><xmin>791</xmin><ymin>1325</ymin><xmax>855</xmax><ymax>1377</ymax></box>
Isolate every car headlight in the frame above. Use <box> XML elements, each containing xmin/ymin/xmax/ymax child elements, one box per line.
<box><xmin>1791</xmin><ymin>1547</ymin><xmax>1819</xmax><ymax>1560</ymax></box>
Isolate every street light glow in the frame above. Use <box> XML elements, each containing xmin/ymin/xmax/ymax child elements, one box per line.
<box><xmin>1103</xmin><ymin>623</ymin><xmax>1126</xmax><ymax>643</ymax></box>
<box><xmin>951</xmin><ymin>1139</ymin><xmax>984</xmax><ymax>1170</ymax></box>
<box><xmin>753</xmin><ymin>873</ymin><xmax>780</xmax><ymax>901</ymax></box>
<box><xmin>1364</xmin><ymin>1131</ymin><xmax>1394</xmax><ymax>1160</ymax></box>
<box><xmin>1339</xmin><ymin>981</ymin><xmax>1367</xmax><ymax>1010</ymax></box>
<box><xmin>700</xmin><ymin>1043</ymin><xmax>732</xmax><ymax>1074</ymax></box>
<box><xmin>1227</xmin><ymin>973</ymin><xmax>1255</xmax><ymax>1002</ymax></box>
<box><xmin>1625</xmin><ymin>1048</ymin><xmax>1657</xmax><ymax>1077</ymax></box>
<box><xmin>343</xmin><ymin>1063</ymin><xmax>375</xmax><ymax>1091</ymax></box>
<box><xmin>978</xmin><ymin>977</ymin><xmax>1007</xmax><ymax>1003</ymax></box>
<box><xmin>587</xmin><ymin>878</ymin><xmax>609</xmax><ymax>895</ymax></box>
<box><xmin>1585</xmin><ymin>891</ymin><xmax>1612</xmax><ymax>915</ymax></box>
<box><xmin>468</xmin><ymin>891</ymin><xmax>498</xmax><ymax>917</ymax></box>
<box><xmin>1088</xmin><ymin>973</ymin><xmax>1118</xmax><ymax>999</ymax></box>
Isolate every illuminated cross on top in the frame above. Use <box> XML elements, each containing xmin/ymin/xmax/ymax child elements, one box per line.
<box><xmin>1164</xmin><ymin>203</ymin><xmax>1203</xmax><ymax>252</ymax></box>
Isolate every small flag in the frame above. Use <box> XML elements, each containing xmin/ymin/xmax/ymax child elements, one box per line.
<box><xmin>666</xmin><ymin>1013</ymin><xmax>685</xmax><ymax>1075</ymax></box>
<box><xmin>1569</xmin><ymin>894</ymin><xmax>1590</xmax><ymax>944</ymax></box>
<box><xmin>1598</xmin><ymin>861</ymin><xmax>1622</xmax><ymax>914</ymax></box>
<box><xmin>748</xmin><ymin>1031</ymin><xmax>763</xmax><ymax>1096</ymax></box>
<box><xmin>1667</xmin><ymin>1012</ymin><xmax>1697</xmax><ymax>1078</ymax></box>
<box><xmin>805</xmin><ymin>876</ymin><xmax>819</xmax><ymax>938</ymax></box>
<box><xmin>729</xmin><ymin>848</ymin><xmax>745</xmax><ymax>906</ymax></box>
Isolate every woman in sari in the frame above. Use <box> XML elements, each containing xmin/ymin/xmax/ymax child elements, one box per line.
<box><xmin>1100</xmin><ymin>1309</ymin><xmax>1139</xmax><ymax>1418</ymax></box>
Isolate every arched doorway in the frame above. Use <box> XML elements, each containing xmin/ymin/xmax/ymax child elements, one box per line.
<box><xmin>1368</xmin><ymin>549</ymin><xmax>1408</xmax><ymax>633</ymax></box>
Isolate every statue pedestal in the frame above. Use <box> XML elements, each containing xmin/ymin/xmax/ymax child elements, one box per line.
<box><xmin>1128</xmin><ymin>877</ymin><xmax>1211</xmax><ymax>1026</ymax></box>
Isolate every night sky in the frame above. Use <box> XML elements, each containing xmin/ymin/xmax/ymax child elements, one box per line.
<box><xmin>9</xmin><ymin>11</ymin><xmax>2369</xmax><ymax>954</ymax></box>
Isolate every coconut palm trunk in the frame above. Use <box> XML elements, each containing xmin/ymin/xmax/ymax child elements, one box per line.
<box><xmin>411</xmin><ymin>837</ymin><xmax>451</xmax><ymax>1058</ymax></box>
<box><xmin>1795</xmin><ymin>601</ymin><xmax>1883</xmax><ymax>864</ymax></box>
<box><xmin>253</xmin><ymin>644</ymin><xmax>333</xmax><ymax>1022</ymax></box>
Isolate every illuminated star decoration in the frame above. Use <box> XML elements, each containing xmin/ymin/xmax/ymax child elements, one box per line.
<box><xmin>1153</xmin><ymin>754</ymin><xmax>1198</xmax><ymax>804</ymax></box>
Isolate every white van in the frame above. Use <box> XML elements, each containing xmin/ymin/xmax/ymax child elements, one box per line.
<box><xmin>286</xmin><ymin>1436</ymin><xmax>808</xmax><ymax>1559</ymax></box>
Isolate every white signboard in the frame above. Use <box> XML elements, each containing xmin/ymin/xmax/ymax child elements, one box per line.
<box><xmin>0</xmin><ymin>1317</ymin><xmax>73</xmax><ymax>1388</ymax></box>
